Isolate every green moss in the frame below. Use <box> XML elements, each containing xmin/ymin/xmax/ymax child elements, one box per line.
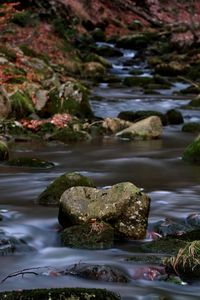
<box><xmin>182</xmin><ymin>138</ymin><xmax>200</xmax><ymax>164</ymax></box>
<box><xmin>11</xmin><ymin>11</ymin><xmax>32</xmax><ymax>27</ymax></box>
<box><xmin>0</xmin><ymin>141</ymin><xmax>9</xmax><ymax>161</ymax></box>
<box><xmin>123</xmin><ymin>76</ymin><xmax>155</xmax><ymax>87</ymax></box>
<box><xmin>182</xmin><ymin>122</ymin><xmax>200</xmax><ymax>133</ymax></box>
<box><xmin>187</xmin><ymin>97</ymin><xmax>200</xmax><ymax>107</ymax></box>
<box><xmin>38</xmin><ymin>172</ymin><xmax>96</xmax><ymax>206</ymax></box>
<box><xmin>0</xmin><ymin>45</ymin><xmax>16</xmax><ymax>62</ymax></box>
<box><xmin>126</xmin><ymin>254</ymin><xmax>163</xmax><ymax>264</ymax></box>
<box><xmin>6</xmin><ymin>76</ymin><xmax>27</xmax><ymax>84</ymax></box>
<box><xmin>9</xmin><ymin>91</ymin><xmax>34</xmax><ymax>119</ymax></box>
<box><xmin>49</xmin><ymin>126</ymin><xmax>89</xmax><ymax>143</ymax></box>
<box><xmin>7</xmin><ymin>157</ymin><xmax>55</xmax><ymax>168</ymax></box>
<box><xmin>0</xmin><ymin>120</ymin><xmax>28</xmax><ymax>137</ymax></box>
<box><xmin>60</xmin><ymin>222</ymin><xmax>114</xmax><ymax>249</ymax></box>
<box><xmin>142</xmin><ymin>237</ymin><xmax>188</xmax><ymax>255</ymax></box>
<box><xmin>20</xmin><ymin>44</ymin><xmax>50</xmax><ymax>64</ymax></box>
<box><xmin>0</xmin><ymin>287</ymin><xmax>121</xmax><ymax>300</ymax></box>
<box><xmin>47</xmin><ymin>84</ymin><xmax>93</xmax><ymax>119</ymax></box>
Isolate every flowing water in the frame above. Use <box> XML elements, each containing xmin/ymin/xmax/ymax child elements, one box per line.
<box><xmin>0</xmin><ymin>44</ymin><xmax>200</xmax><ymax>299</ymax></box>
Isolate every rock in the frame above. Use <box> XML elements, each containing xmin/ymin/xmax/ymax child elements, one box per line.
<box><xmin>66</xmin><ymin>263</ymin><xmax>129</xmax><ymax>283</ymax></box>
<box><xmin>182</xmin><ymin>135</ymin><xmax>200</xmax><ymax>164</ymax></box>
<box><xmin>118</xmin><ymin>110</ymin><xmax>167</xmax><ymax>125</ymax></box>
<box><xmin>34</xmin><ymin>89</ymin><xmax>48</xmax><ymax>111</ymax></box>
<box><xmin>165</xmin><ymin>109</ymin><xmax>184</xmax><ymax>125</ymax></box>
<box><xmin>0</xmin><ymin>288</ymin><xmax>121</xmax><ymax>300</ymax></box>
<box><xmin>123</xmin><ymin>76</ymin><xmax>155</xmax><ymax>87</ymax></box>
<box><xmin>102</xmin><ymin>118</ymin><xmax>133</xmax><ymax>134</ymax></box>
<box><xmin>0</xmin><ymin>141</ymin><xmax>9</xmax><ymax>161</ymax></box>
<box><xmin>48</xmin><ymin>126</ymin><xmax>91</xmax><ymax>143</ymax></box>
<box><xmin>182</xmin><ymin>122</ymin><xmax>200</xmax><ymax>133</ymax></box>
<box><xmin>59</xmin><ymin>182</ymin><xmax>150</xmax><ymax>240</ymax></box>
<box><xmin>155</xmin><ymin>61</ymin><xmax>189</xmax><ymax>76</ymax></box>
<box><xmin>94</xmin><ymin>45</ymin><xmax>123</xmax><ymax>57</ymax></box>
<box><xmin>116</xmin><ymin>116</ymin><xmax>162</xmax><ymax>140</ymax></box>
<box><xmin>142</xmin><ymin>237</ymin><xmax>187</xmax><ymax>256</ymax></box>
<box><xmin>186</xmin><ymin>95</ymin><xmax>200</xmax><ymax>108</ymax></box>
<box><xmin>9</xmin><ymin>90</ymin><xmax>34</xmax><ymax>120</ymax></box>
<box><xmin>116</xmin><ymin>33</ymin><xmax>150</xmax><ymax>50</ymax></box>
<box><xmin>0</xmin><ymin>86</ymin><xmax>11</xmax><ymax>119</ymax></box>
<box><xmin>7</xmin><ymin>157</ymin><xmax>54</xmax><ymax>168</ymax></box>
<box><xmin>0</xmin><ymin>230</ymin><xmax>34</xmax><ymax>255</ymax></box>
<box><xmin>82</xmin><ymin>62</ymin><xmax>106</xmax><ymax>79</ymax></box>
<box><xmin>84</xmin><ymin>53</ymin><xmax>111</xmax><ymax>68</ymax></box>
<box><xmin>45</xmin><ymin>81</ymin><xmax>94</xmax><ymax>119</ymax></box>
<box><xmin>38</xmin><ymin>172</ymin><xmax>95</xmax><ymax>206</ymax></box>
<box><xmin>60</xmin><ymin>221</ymin><xmax>114</xmax><ymax>249</ymax></box>
<box><xmin>164</xmin><ymin>241</ymin><xmax>200</xmax><ymax>280</ymax></box>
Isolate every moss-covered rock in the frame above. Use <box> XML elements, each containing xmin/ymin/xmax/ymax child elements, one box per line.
<box><xmin>0</xmin><ymin>86</ymin><xmax>11</xmax><ymax>119</ymax></box>
<box><xmin>94</xmin><ymin>45</ymin><xmax>123</xmax><ymax>57</ymax></box>
<box><xmin>84</xmin><ymin>53</ymin><xmax>111</xmax><ymax>68</ymax></box>
<box><xmin>9</xmin><ymin>90</ymin><xmax>34</xmax><ymax>119</ymax></box>
<box><xmin>0</xmin><ymin>288</ymin><xmax>121</xmax><ymax>300</ymax></box>
<box><xmin>82</xmin><ymin>62</ymin><xmax>106</xmax><ymax>79</ymax></box>
<box><xmin>142</xmin><ymin>237</ymin><xmax>188</xmax><ymax>256</ymax></box>
<box><xmin>182</xmin><ymin>122</ymin><xmax>200</xmax><ymax>133</ymax></box>
<box><xmin>38</xmin><ymin>172</ymin><xmax>96</xmax><ymax>206</ymax></box>
<box><xmin>60</xmin><ymin>221</ymin><xmax>114</xmax><ymax>249</ymax></box>
<box><xmin>165</xmin><ymin>109</ymin><xmax>184</xmax><ymax>125</ymax></box>
<box><xmin>0</xmin><ymin>140</ymin><xmax>9</xmax><ymax>161</ymax></box>
<box><xmin>122</xmin><ymin>76</ymin><xmax>155</xmax><ymax>87</ymax></box>
<box><xmin>48</xmin><ymin>126</ymin><xmax>90</xmax><ymax>143</ymax></box>
<box><xmin>45</xmin><ymin>82</ymin><xmax>93</xmax><ymax>119</ymax></box>
<box><xmin>66</xmin><ymin>263</ymin><xmax>129</xmax><ymax>283</ymax></box>
<box><xmin>118</xmin><ymin>110</ymin><xmax>167</xmax><ymax>125</ymax></box>
<box><xmin>155</xmin><ymin>61</ymin><xmax>189</xmax><ymax>76</ymax></box>
<box><xmin>163</xmin><ymin>241</ymin><xmax>200</xmax><ymax>280</ymax></box>
<box><xmin>7</xmin><ymin>157</ymin><xmax>55</xmax><ymax>168</ymax></box>
<box><xmin>116</xmin><ymin>33</ymin><xmax>154</xmax><ymax>49</ymax></box>
<box><xmin>182</xmin><ymin>136</ymin><xmax>200</xmax><ymax>164</ymax></box>
<box><xmin>186</xmin><ymin>95</ymin><xmax>200</xmax><ymax>108</ymax></box>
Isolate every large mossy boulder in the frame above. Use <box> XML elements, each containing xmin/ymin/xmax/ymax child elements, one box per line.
<box><xmin>163</xmin><ymin>241</ymin><xmax>200</xmax><ymax>280</ymax></box>
<box><xmin>43</xmin><ymin>81</ymin><xmax>93</xmax><ymax>119</ymax></box>
<box><xmin>185</xmin><ymin>95</ymin><xmax>200</xmax><ymax>108</ymax></box>
<box><xmin>116</xmin><ymin>116</ymin><xmax>163</xmax><ymax>140</ymax></box>
<box><xmin>9</xmin><ymin>90</ymin><xmax>34</xmax><ymax>119</ymax></box>
<box><xmin>58</xmin><ymin>182</ymin><xmax>150</xmax><ymax>240</ymax></box>
<box><xmin>38</xmin><ymin>172</ymin><xmax>96</xmax><ymax>206</ymax></box>
<box><xmin>60</xmin><ymin>221</ymin><xmax>114</xmax><ymax>249</ymax></box>
<box><xmin>48</xmin><ymin>126</ymin><xmax>90</xmax><ymax>143</ymax></box>
<box><xmin>0</xmin><ymin>288</ymin><xmax>121</xmax><ymax>300</ymax></box>
<box><xmin>116</xmin><ymin>33</ymin><xmax>151</xmax><ymax>50</ymax></box>
<box><xmin>182</xmin><ymin>135</ymin><xmax>200</xmax><ymax>164</ymax></box>
<box><xmin>0</xmin><ymin>140</ymin><xmax>9</xmax><ymax>161</ymax></box>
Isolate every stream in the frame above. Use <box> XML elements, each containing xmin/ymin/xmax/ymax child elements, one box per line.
<box><xmin>0</xmin><ymin>44</ymin><xmax>200</xmax><ymax>299</ymax></box>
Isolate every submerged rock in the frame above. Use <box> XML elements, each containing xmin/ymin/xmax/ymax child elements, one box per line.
<box><xmin>116</xmin><ymin>116</ymin><xmax>162</xmax><ymax>140</ymax></box>
<box><xmin>60</xmin><ymin>221</ymin><xmax>114</xmax><ymax>249</ymax></box>
<box><xmin>66</xmin><ymin>263</ymin><xmax>129</xmax><ymax>283</ymax></box>
<box><xmin>7</xmin><ymin>157</ymin><xmax>54</xmax><ymax>168</ymax></box>
<box><xmin>59</xmin><ymin>182</ymin><xmax>150</xmax><ymax>240</ymax></box>
<box><xmin>0</xmin><ymin>287</ymin><xmax>121</xmax><ymax>300</ymax></box>
<box><xmin>38</xmin><ymin>172</ymin><xmax>95</xmax><ymax>206</ymax></box>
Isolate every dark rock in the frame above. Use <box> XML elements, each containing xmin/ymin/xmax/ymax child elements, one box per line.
<box><xmin>0</xmin><ymin>288</ymin><xmax>121</xmax><ymax>300</ymax></box>
<box><xmin>38</xmin><ymin>172</ymin><xmax>95</xmax><ymax>206</ymax></box>
<box><xmin>60</xmin><ymin>221</ymin><xmax>114</xmax><ymax>249</ymax></box>
<box><xmin>66</xmin><ymin>263</ymin><xmax>129</xmax><ymax>283</ymax></box>
<box><xmin>118</xmin><ymin>110</ymin><xmax>167</xmax><ymax>125</ymax></box>
<box><xmin>7</xmin><ymin>157</ymin><xmax>54</xmax><ymax>168</ymax></box>
<box><xmin>182</xmin><ymin>122</ymin><xmax>200</xmax><ymax>133</ymax></box>
<box><xmin>165</xmin><ymin>109</ymin><xmax>184</xmax><ymax>125</ymax></box>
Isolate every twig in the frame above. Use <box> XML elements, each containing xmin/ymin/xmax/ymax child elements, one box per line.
<box><xmin>1</xmin><ymin>266</ymin><xmax>52</xmax><ymax>284</ymax></box>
